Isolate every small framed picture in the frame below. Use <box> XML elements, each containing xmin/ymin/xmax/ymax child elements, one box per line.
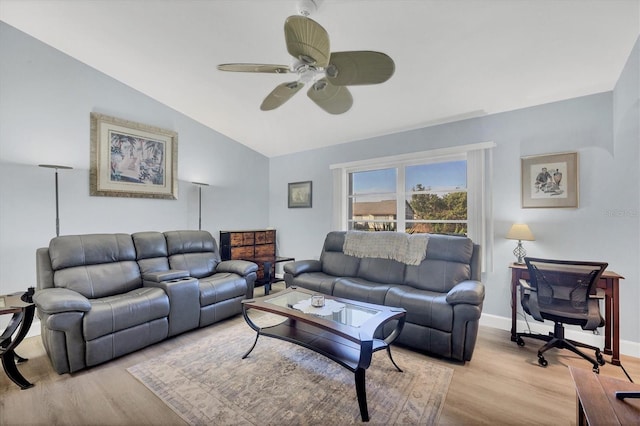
<box><xmin>521</xmin><ymin>152</ymin><xmax>578</xmax><ymax>208</ymax></box>
<box><xmin>288</xmin><ymin>181</ymin><xmax>312</xmax><ymax>208</ymax></box>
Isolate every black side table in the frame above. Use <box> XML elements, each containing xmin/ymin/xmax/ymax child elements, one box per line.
<box><xmin>248</xmin><ymin>256</ymin><xmax>295</xmax><ymax>295</ymax></box>
<box><xmin>1</xmin><ymin>288</ymin><xmax>35</xmax><ymax>389</ymax></box>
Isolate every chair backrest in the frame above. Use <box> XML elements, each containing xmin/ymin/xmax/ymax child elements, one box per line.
<box><xmin>524</xmin><ymin>257</ymin><xmax>608</xmax><ymax>312</ymax></box>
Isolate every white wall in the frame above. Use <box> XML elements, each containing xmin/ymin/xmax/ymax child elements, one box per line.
<box><xmin>0</xmin><ymin>22</ymin><xmax>270</xmax><ymax>296</ymax></box>
<box><xmin>269</xmin><ymin>37</ymin><xmax>640</xmax><ymax>354</ymax></box>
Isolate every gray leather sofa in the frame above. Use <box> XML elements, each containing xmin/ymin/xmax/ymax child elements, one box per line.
<box><xmin>34</xmin><ymin>230</ymin><xmax>257</xmax><ymax>374</ymax></box>
<box><xmin>284</xmin><ymin>231</ymin><xmax>485</xmax><ymax>362</ymax></box>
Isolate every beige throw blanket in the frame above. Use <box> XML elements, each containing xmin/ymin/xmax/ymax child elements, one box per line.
<box><xmin>343</xmin><ymin>231</ymin><xmax>428</xmax><ymax>265</ymax></box>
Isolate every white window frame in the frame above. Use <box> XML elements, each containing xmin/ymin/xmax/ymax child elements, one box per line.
<box><xmin>330</xmin><ymin>141</ymin><xmax>495</xmax><ymax>272</ymax></box>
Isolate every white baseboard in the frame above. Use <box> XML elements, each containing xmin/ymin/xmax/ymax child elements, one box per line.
<box><xmin>480</xmin><ymin>313</ymin><xmax>640</xmax><ymax>359</ymax></box>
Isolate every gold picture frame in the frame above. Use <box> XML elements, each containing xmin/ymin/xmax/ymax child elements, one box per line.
<box><xmin>521</xmin><ymin>152</ymin><xmax>578</xmax><ymax>208</ymax></box>
<box><xmin>288</xmin><ymin>181</ymin><xmax>312</xmax><ymax>208</ymax></box>
<box><xmin>90</xmin><ymin>113</ymin><xmax>178</xmax><ymax>199</ymax></box>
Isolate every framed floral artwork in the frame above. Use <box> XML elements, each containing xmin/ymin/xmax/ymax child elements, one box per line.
<box><xmin>90</xmin><ymin>113</ymin><xmax>178</xmax><ymax>199</ymax></box>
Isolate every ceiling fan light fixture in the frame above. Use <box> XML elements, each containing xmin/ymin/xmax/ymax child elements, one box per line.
<box><xmin>297</xmin><ymin>0</ymin><xmax>322</xmax><ymax>17</ymax></box>
<box><xmin>217</xmin><ymin>13</ymin><xmax>393</xmax><ymax>114</ymax></box>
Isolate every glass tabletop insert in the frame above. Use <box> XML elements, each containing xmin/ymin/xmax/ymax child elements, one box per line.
<box><xmin>264</xmin><ymin>290</ymin><xmax>380</xmax><ymax>328</ymax></box>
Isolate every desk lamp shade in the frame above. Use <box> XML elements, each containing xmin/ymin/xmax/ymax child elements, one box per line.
<box><xmin>506</xmin><ymin>223</ymin><xmax>535</xmax><ymax>264</ymax></box>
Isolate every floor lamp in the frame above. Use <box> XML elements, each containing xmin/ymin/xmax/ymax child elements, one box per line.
<box><xmin>39</xmin><ymin>164</ymin><xmax>73</xmax><ymax>237</ymax></box>
<box><xmin>191</xmin><ymin>182</ymin><xmax>209</xmax><ymax>230</ymax></box>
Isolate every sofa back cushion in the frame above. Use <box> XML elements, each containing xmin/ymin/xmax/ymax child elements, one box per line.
<box><xmin>48</xmin><ymin>234</ymin><xmax>141</xmax><ymax>298</ymax></box>
<box><xmin>357</xmin><ymin>257</ymin><xmax>406</xmax><ymax>284</ymax></box>
<box><xmin>132</xmin><ymin>231</ymin><xmax>170</xmax><ymax>275</ymax></box>
<box><xmin>165</xmin><ymin>230</ymin><xmax>221</xmax><ymax>278</ymax></box>
<box><xmin>404</xmin><ymin>234</ymin><xmax>473</xmax><ymax>292</ymax></box>
<box><xmin>320</xmin><ymin>231</ymin><xmax>360</xmax><ymax>277</ymax></box>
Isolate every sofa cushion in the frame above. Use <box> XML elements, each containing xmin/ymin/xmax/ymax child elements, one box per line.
<box><xmin>320</xmin><ymin>232</ymin><xmax>360</xmax><ymax>277</ymax></box>
<box><xmin>356</xmin><ymin>257</ymin><xmax>405</xmax><ymax>284</ymax></box>
<box><xmin>404</xmin><ymin>259</ymin><xmax>471</xmax><ymax>293</ymax></box>
<box><xmin>289</xmin><ymin>272</ymin><xmax>338</xmax><ymax>295</ymax></box>
<box><xmin>423</xmin><ymin>234</ymin><xmax>474</xmax><ymax>263</ymax></box>
<box><xmin>83</xmin><ymin>287</ymin><xmax>170</xmax><ymax>340</ymax></box>
<box><xmin>54</xmin><ymin>261</ymin><xmax>142</xmax><ymax>299</ymax></box>
<box><xmin>332</xmin><ymin>277</ymin><xmax>397</xmax><ymax>305</ymax></box>
<box><xmin>165</xmin><ymin>230</ymin><xmax>221</xmax><ymax>278</ymax></box>
<box><xmin>321</xmin><ymin>252</ymin><xmax>360</xmax><ymax>277</ymax></box>
<box><xmin>198</xmin><ymin>273</ymin><xmax>247</xmax><ymax>306</ymax></box>
<box><xmin>385</xmin><ymin>286</ymin><xmax>453</xmax><ymax>332</ymax></box>
<box><xmin>132</xmin><ymin>231</ymin><xmax>170</xmax><ymax>275</ymax></box>
<box><xmin>49</xmin><ymin>234</ymin><xmax>136</xmax><ymax>270</ymax></box>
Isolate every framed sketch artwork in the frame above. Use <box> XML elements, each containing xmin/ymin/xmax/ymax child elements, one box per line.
<box><xmin>90</xmin><ymin>113</ymin><xmax>178</xmax><ymax>199</ymax></box>
<box><xmin>288</xmin><ymin>181</ymin><xmax>312</xmax><ymax>208</ymax></box>
<box><xmin>521</xmin><ymin>152</ymin><xmax>578</xmax><ymax>208</ymax></box>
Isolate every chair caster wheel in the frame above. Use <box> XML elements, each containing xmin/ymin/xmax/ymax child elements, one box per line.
<box><xmin>516</xmin><ymin>337</ymin><xmax>525</xmax><ymax>347</ymax></box>
<box><xmin>538</xmin><ymin>356</ymin><xmax>548</xmax><ymax>367</ymax></box>
<box><xmin>592</xmin><ymin>366</ymin><xmax>600</xmax><ymax>374</ymax></box>
<box><xmin>596</xmin><ymin>353</ymin><xmax>605</xmax><ymax>366</ymax></box>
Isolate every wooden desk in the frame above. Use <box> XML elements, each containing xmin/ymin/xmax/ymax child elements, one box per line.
<box><xmin>569</xmin><ymin>366</ymin><xmax>640</xmax><ymax>425</ymax></box>
<box><xmin>509</xmin><ymin>263</ymin><xmax>625</xmax><ymax>365</ymax></box>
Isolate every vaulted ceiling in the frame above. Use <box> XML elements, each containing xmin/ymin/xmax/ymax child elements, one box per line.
<box><xmin>1</xmin><ymin>0</ymin><xmax>638</xmax><ymax>157</ymax></box>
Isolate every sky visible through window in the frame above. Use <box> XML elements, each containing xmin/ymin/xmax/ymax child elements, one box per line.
<box><xmin>351</xmin><ymin>161</ymin><xmax>467</xmax><ymax>196</ymax></box>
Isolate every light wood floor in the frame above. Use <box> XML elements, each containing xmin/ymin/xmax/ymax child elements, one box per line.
<box><xmin>2</xmin><ymin>282</ymin><xmax>638</xmax><ymax>425</ymax></box>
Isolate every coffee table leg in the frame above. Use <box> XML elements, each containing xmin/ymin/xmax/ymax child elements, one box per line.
<box><xmin>242</xmin><ymin>332</ymin><xmax>260</xmax><ymax>359</ymax></box>
<box><xmin>386</xmin><ymin>346</ymin><xmax>403</xmax><ymax>372</ymax></box>
<box><xmin>1</xmin><ymin>350</ymin><xmax>33</xmax><ymax>389</ymax></box>
<box><xmin>355</xmin><ymin>368</ymin><xmax>369</xmax><ymax>422</ymax></box>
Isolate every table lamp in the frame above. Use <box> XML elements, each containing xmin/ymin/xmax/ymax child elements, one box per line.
<box><xmin>506</xmin><ymin>223</ymin><xmax>535</xmax><ymax>264</ymax></box>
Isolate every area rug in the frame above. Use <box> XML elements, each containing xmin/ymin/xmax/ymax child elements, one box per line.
<box><xmin>127</xmin><ymin>315</ymin><xmax>453</xmax><ymax>425</ymax></box>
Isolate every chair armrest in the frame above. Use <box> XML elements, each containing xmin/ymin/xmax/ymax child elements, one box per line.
<box><xmin>445</xmin><ymin>280</ymin><xmax>485</xmax><ymax>305</ymax></box>
<box><xmin>518</xmin><ymin>279</ymin><xmax>535</xmax><ymax>291</ymax></box>
<box><xmin>283</xmin><ymin>260</ymin><xmax>322</xmax><ymax>276</ymax></box>
<box><xmin>33</xmin><ymin>288</ymin><xmax>91</xmax><ymax>314</ymax></box>
<box><xmin>143</xmin><ymin>269</ymin><xmax>190</xmax><ymax>282</ymax></box>
<box><xmin>217</xmin><ymin>260</ymin><xmax>259</xmax><ymax>276</ymax></box>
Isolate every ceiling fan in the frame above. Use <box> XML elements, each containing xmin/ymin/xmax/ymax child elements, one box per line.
<box><xmin>217</xmin><ymin>15</ymin><xmax>395</xmax><ymax>114</ymax></box>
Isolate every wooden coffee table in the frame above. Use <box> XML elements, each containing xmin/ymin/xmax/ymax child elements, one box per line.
<box><xmin>241</xmin><ymin>286</ymin><xmax>406</xmax><ymax>422</ymax></box>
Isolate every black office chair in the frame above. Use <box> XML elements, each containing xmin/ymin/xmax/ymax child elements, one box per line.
<box><xmin>515</xmin><ymin>257</ymin><xmax>608</xmax><ymax>373</ymax></box>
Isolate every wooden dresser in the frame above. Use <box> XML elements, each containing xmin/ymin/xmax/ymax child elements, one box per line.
<box><xmin>220</xmin><ymin>229</ymin><xmax>276</xmax><ymax>280</ymax></box>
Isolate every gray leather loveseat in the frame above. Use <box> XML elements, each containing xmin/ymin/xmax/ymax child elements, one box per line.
<box><xmin>34</xmin><ymin>230</ymin><xmax>257</xmax><ymax>374</ymax></box>
<box><xmin>284</xmin><ymin>231</ymin><xmax>485</xmax><ymax>362</ymax></box>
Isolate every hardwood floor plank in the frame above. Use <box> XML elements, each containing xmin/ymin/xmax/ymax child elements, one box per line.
<box><xmin>2</xmin><ymin>283</ymin><xmax>637</xmax><ymax>425</ymax></box>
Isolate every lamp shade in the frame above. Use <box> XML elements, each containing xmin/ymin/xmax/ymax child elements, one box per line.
<box><xmin>506</xmin><ymin>223</ymin><xmax>535</xmax><ymax>241</ymax></box>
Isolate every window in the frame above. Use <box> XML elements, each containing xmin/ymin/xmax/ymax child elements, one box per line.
<box><xmin>331</xmin><ymin>142</ymin><xmax>495</xmax><ymax>271</ymax></box>
<box><xmin>347</xmin><ymin>160</ymin><xmax>468</xmax><ymax>234</ymax></box>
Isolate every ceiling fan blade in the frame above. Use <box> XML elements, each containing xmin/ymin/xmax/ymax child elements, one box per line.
<box><xmin>284</xmin><ymin>15</ymin><xmax>330</xmax><ymax>67</ymax></box>
<box><xmin>217</xmin><ymin>63</ymin><xmax>291</xmax><ymax>73</ymax></box>
<box><xmin>307</xmin><ymin>79</ymin><xmax>353</xmax><ymax>114</ymax></box>
<box><xmin>260</xmin><ymin>81</ymin><xmax>305</xmax><ymax>111</ymax></box>
<box><xmin>325</xmin><ymin>51</ymin><xmax>395</xmax><ymax>86</ymax></box>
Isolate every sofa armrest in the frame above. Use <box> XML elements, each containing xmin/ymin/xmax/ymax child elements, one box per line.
<box><xmin>216</xmin><ymin>260</ymin><xmax>259</xmax><ymax>277</ymax></box>
<box><xmin>445</xmin><ymin>280</ymin><xmax>485</xmax><ymax>305</ymax></box>
<box><xmin>283</xmin><ymin>260</ymin><xmax>322</xmax><ymax>276</ymax></box>
<box><xmin>143</xmin><ymin>269</ymin><xmax>190</xmax><ymax>282</ymax></box>
<box><xmin>33</xmin><ymin>288</ymin><xmax>91</xmax><ymax>314</ymax></box>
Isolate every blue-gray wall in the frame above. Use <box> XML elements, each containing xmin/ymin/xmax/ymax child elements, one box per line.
<box><xmin>0</xmin><ymin>22</ymin><xmax>270</xmax><ymax>294</ymax></box>
<box><xmin>269</xmin><ymin>37</ymin><xmax>640</xmax><ymax>352</ymax></box>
